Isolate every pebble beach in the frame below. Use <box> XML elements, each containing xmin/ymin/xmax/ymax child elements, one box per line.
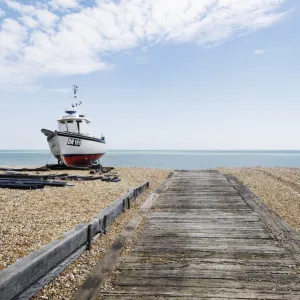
<box><xmin>220</xmin><ymin>167</ymin><xmax>300</xmax><ymax>232</ymax></box>
<box><xmin>0</xmin><ymin>167</ymin><xmax>170</xmax><ymax>271</ymax></box>
<box><xmin>2</xmin><ymin>167</ymin><xmax>300</xmax><ymax>299</ymax></box>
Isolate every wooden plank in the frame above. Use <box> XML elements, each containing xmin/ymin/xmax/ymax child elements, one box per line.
<box><xmin>161</xmin><ymin>191</ymin><xmax>239</xmax><ymax>196</ymax></box>
<box><xmin>141</xmin><ymin>230</ymin><xmax>267</xmax><ymax>236</ymax></box>
<box><xmin>132</xmin><ymin>245</ymin><xmax>286</xmax><ymax>253</ymax></box>
<box><xmin>95</xmin><ymin>170</ymin><xmax>300</xmax><ymax>300</ymax></box>
<box><xmin>121</xmin><ymin>256</ymin><xmax>296</xmax><ymax>267</ymax></box>
<box><xmin>149</xmin><ymin>211</ymin><xmax>259</xmax><ymax>217</ymax></box>
<box><xmin>164</xmin><ymin>188</ymin><xmax>237</xmax><ymax>193</ymax></box>
<box><xmin>146</xmin><ymin>219</ymin><xmax>261</xmax><ymax>224</ymax></box>
<box><xmin>138</xmin><ymin>232</ymin><xmax>271</xmax><ymax>239</ymax></box>
<box><xmin>113</xmin><ymin>277</ymin><xmax>300</xmax><ymax>290</ymax></box>
<box><xmin>130</xmin><ymin>250</ymin><xmax>293</xmax><ymax>260</ymax></box>
<box><xmin>136</xmin><ymin>237</ymin><xmax>278</xmax><ymax>245</ymax></box>
<box><xmin>118</xmin><ymin>262</ymin><xmax>295</xmax><ymax>273</ymax></box>
<box><xmin>97</xmin><ymin>296</ymin><xmax>241</xmax><ymax>300</ymax></box>
<box><xmin>73</xmin><ymin>193</ymin><xmax>158</xmax><ymax>300</ymax></box>
<box><xmin>157</xmin><ymin>196</ymin><xmax>243</xmax><ymax>202</ymax></box>
<box><xmin>154</xmin><ymin>208</ymin><xmax>254</xmax><ymax>213</ymax></box>
<box><xmin>116</xmin><ymin>269</ymin><xmax>298</xmax><ymax>281</ymax></box>
<box><xmin>153</xmin><ymin>172</ymin><xmax>174</xmax><ymax>194</ymax></box>
<box><xmin>157</xmin><ymin>200</ymin><xmax>246</xmax><ymax>205</ymax></box>
<box><xmin>148</xmin><ymin>215</ymin><xmax>260</xmax><ymax>221</ymax></box>
<box><xmin>149</xmin><ymin>209</ymin><xmax>259</xmax><ymax>216</ymax></box>
<box><xmin>99</xmin><ymin>288</ymin><xmax>300</xmax><ymax>299</ymax></box>
<box><xmin>154</xmin><ymin>203</ymin><xmax>249</xmax><ymax>209</ymax></box>
<box><xmin>98</xmin><ymin>296</ymin><xmax>245</xmax><ymax>300</ymax></box>
<box><xmin>145</xmin><ymin>223</ymin><xmax>266</xmax><ymax>229</ymax></box>
<box><xmin>0</xmin><ymin>223</ymin><xmax>89</xmax><ymax>300</ymax></box>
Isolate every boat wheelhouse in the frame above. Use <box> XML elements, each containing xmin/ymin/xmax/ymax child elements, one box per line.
<box><xmin>41</xmin><ymin>86</ymin><xmax>106</xmax><ymax>168</ymax></box>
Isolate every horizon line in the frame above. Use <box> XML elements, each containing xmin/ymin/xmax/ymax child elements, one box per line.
<box><xmin>1</xmin><ymin>149</ymin><xmax>300</xmax><ymax>152</ymax></box>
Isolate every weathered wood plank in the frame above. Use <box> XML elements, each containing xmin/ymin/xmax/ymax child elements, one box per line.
<box><xmin>149</xmin><ymin>211</ymin><xmax>259</xmax><ymax>217</ymax></box>
<box><xmin>98</xmin><ymin>296</ymin><xmax>242</xmax><ymax>300</ymax></box>
<box><xmin>113</xmin><ymin>277</ymin><xmax>300</xmax><ymax>290</ymax></box>
<box><xmin>73</xmin><ymin>191</ymin><xmax>159</xmax><ymax>300</ymax></box>
<box><xmin>139</xmin><ymin>233</ymin><xmax>271</xmax><ymax>239</ymax></box>
<box><xmin>0</xmin><ymin>224</ymin><xmax>89</xmax><ymax>300</ymax></box>
<box><xmin>118</xmin><ymin>262</ymin><xmax>296</xmax><ymax>273</ymax></box>
<box><xmin>155</xmin><ymin>203</ymin><xmax>249</xmax><ymax>209</ymax></box>
<box><xmin>149</xmin><ymin>209</ymin><xmax>259</xmax><ymax>216</ymax></box>
<box><xmin>146</xmin><ymin>219</ymin><xmax>261</xmax><ymax>225</ymax></box>
<box><xmin>98</xmin><ymin>296</ymin><xmax>241</xmax><ymax>300</ymax></box>
<box><xmin>157</xmin><ymin>197</ymin><xmax>244</xmax><ymax>203</ymax></box>
<box><xmin>148</xmin><ymin>215</ymin><xmax>261</xmax><ymax>222</ymax></box>
<box><xmin>130</xmin><ymin>250</ymin><xmax>293</xmax><ymax>260</ymax></box>
<box><xmin>94</xmin><ymin>170</ymin><xmax>300</xmax><ymax>300</ymax></box>
<box><xmin>121</xmin><ymin>256</ymin><xmax>296</xmax><ymax>267</ymax></box>
<box><xmin>136</xmin><ymin>237</ymin><xmax>278</xmax><ymax>245</ymax></box>
<box><xmin>157</xmin><ymin>200</ymin><xmax>247</xmax><ymax>205</ymax></box>
<box><xmin>116</xmin><ymin>269</ymin><xmax>298</xmax><ymax>281</ymax></box>
<box><xmin>161</xmin><ymin>191</ymin><xmax>239</xmax><ymax>196</ymax></box>
<box><xmin>145</xmin><ymin>223</ymin><xmax>266</xmax><ymax>230</ymax></box>
<box><xmin>99</xmin><ymin>288</ymin><xmax>300</xmax><ymax>299</ymax></box>
<box><xmin>132</xmin><ymin>245</ymin><xmax>286</xmax><ymax>253</ymax></box>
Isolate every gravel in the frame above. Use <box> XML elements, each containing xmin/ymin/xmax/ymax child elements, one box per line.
<box><xmin>0</xmin><ymin>167</ymin><xmax>169</xmax><ymax>271</ymax></box>
<box><xmin>31</xmin><ymin>168</ymin><xmax>169</xmax><ymax>300</ymax></box>
<box><xmin>5</xmin><ymin>167</ymin><xmax>299</xmax><ymax>299</ymax></box>
<box><xmin>220</xmin><ymin>167</ymin><xmax>300</xmax><ymax>232</ymax></box>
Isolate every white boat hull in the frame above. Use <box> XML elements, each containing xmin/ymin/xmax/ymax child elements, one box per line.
<box><xmin>46</xmin><ymin>130</ymin><xmax>106</xmax><ymax>168</ymax></box>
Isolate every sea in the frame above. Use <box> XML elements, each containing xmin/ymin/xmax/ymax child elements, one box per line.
<box><xmin>1</xmin><ymin>150</ymin><xmax>300</xmax><ymax>169</ymax></box>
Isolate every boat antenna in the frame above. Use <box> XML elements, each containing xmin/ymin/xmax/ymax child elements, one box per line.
<box><xmin>72</xmin><ymin>85</ymin><xmax>82</xmax><ymax>108</ymax></box>
<box><xmin>73</xmin><ymin>85</ymin><xmax>78</xmax><ymax>100</ymax></box>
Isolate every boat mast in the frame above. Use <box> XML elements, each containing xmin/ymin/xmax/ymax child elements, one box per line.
<box><xmin>73</xmin><ymin>85</ymin><xmax>78</xmax><ymax>103</ymax></box>
<box><xmin>72</xmin><ymin>85</ymin><xmax>82</xmax><ymax>108</ymax></box>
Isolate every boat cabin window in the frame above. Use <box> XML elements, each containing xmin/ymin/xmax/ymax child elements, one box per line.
<box><xmin>58</xmin><ymin>119</ymin><xmax>89</xmax><ymax>134</ymax></box>
<box><xmin>79</xmin><ymin>120</ymin><xmax>90</xmax><ymax>135</ymax></box>
<box><xmin>58</xmin><ymin>121</ymin><xmax>68</xmax><ymax>132</ymax></box>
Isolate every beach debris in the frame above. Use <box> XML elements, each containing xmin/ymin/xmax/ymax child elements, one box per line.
<box><xmin>0</xmin><ymin>166</ymin><xmax>51</xmax><ymax>172</ymax></box>
<box><xmin>0</xmin><ymin>165</ymin><xmax>114</xmax><ymax>173</ymax></box>
<box><xmin>89</xmin><ymin>166</ymin><xmax>114</xmax><ymax>174</ymax></box>
<box><xmin>0</xmin><ymin>169</ymin><xmax>121</xmax><ymax>189</ymax></box>
<box><xmin>0</xmin><ymin>178</ymin><xmax>67</xmax><ymax>190</ymax></box>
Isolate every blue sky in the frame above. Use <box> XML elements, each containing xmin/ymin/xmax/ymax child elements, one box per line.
<box><xmin>0</xmin><ymin>0</ymin><xmax>299</xmax><ymax>150</ymax></box>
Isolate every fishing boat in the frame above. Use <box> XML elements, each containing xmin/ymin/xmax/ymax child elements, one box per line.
<box><xmin>41</xmin><ymin>85</ymin><xmax>106</xmax><ymax>168</ymax></box>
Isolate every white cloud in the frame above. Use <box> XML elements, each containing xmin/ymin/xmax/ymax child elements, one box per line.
<box><xmin>4</xmin><ymin>0</ymin><xmax>59</xmax><ymax>28</ymax></box>
<box><xmin>5</xmin><ymin>0</ymin><xmax>36</xmax><ymax>15</ymax></box>
<box><xmin>0</xmin><ymin>8</ymin><xmax>5</xmax><ymax>18</ymax></box>
<box><xmin>35</xmin><ymin>9</ymin><xmax>59</xmax><ymax>27</ymax></box>
<box><xmin>254</xmin><ymin>49</ymin><xmax>269</xmax><ymax>55</ymax></box>
<box><xmin>50</xmin><ymin>0</ymin><xmax>81</xmax><ymax>10</ymax></box>
<box><xmin>19</xmin><ymin>16</ymin><xmax>39</xmax><ymax>29</ymax></box>
<box><xmin>0</xmin><ymin>0</ymin><xmax>290</xmax><ymax>89</ymax></box>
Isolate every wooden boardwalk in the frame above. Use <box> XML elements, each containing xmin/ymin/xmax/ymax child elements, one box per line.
<box><xmin>97</xmin><ymin>170</ymin><xmax>300</xmax><ymax>299</ymax></box>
